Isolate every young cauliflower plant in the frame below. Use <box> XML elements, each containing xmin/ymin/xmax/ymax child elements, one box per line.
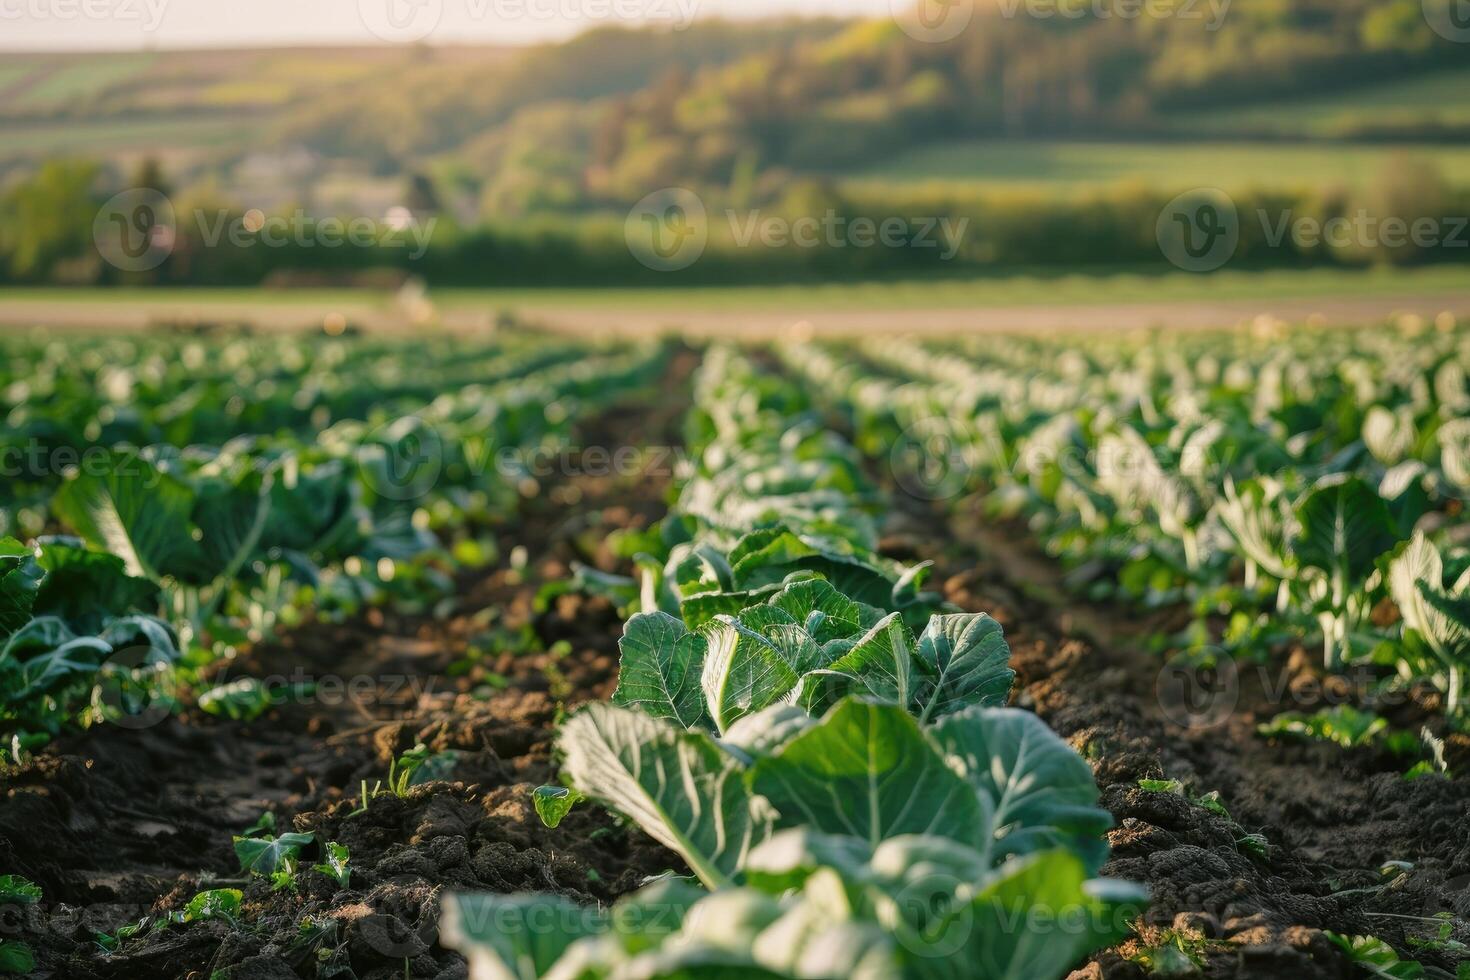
<box><xmin>614</xmin><ymin>579</ymin><xmax>1013</xmax><ymax>735</ymax></box>
<box><xmin>446</xmin><ymin>698</ymin><xmax>1142</xmax><ymax>979</ymax></box>
<box><xmin>1390</xmin><ymin>532</ymin><xmax>1470</xmax><ymax>720</ymax></box>
<box><xmin>453</xmin><ymin>577</ymin><xmax>1141</xmax><ymax>979</ymax></box>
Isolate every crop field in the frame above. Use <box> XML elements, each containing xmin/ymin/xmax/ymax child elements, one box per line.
<box><xmin>1174</xmin><ymin>68</ymin><xmax>1470</xmax><ymax>138</ymax></box>
<box><xmin>845</xmin><ymin>139</ymin><xmax>1470</xmax><ymax>195</ymax></box>
<box><xmin>0</xmin><ymin>116</ymin><xmax>247</xmax><ymax>158</ymax></box>
<box><xmin>0</xmin><ymin>318</ymin><xmax>1467</xmax><ymax>980</ymax></box>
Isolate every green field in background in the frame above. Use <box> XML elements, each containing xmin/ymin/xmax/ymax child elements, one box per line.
<box><xmin>3</xmin><ymin>265</ymin><xmax>1467</xmax><ymax>315</ymax></box>
<box><xmin>17</xmin><ymin>55</ymin><xmax>159</xmax><ymax>107</ymax></box>
<box><xmin>1177</xmin><ymin>68</ymin><xmax>1470</xmax><ymax>137</ymax></box>
<box><xmin>3</xmin><ymin>116</ymin><xmax>248</xmax><ymax>156</ymax></box>
<box><xmin>0</xmin><ymin>65</ymin><xmax>35</xmax><ymax>93</ymax></box>
<box><xmin>846</xmin><ymin>140</ymin><xmax>1470</xmax><ymax>195</ymax></box>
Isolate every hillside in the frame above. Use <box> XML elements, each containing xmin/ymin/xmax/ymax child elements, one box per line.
<box><xmin>5</xmin><ymin>2</ymin><xmax>1469</xmax><ymax>215</ymax></box>
<box><xmin>0</xmin><ymin>20</ymin><xmax>849</xmax><ymax>181</ymax></box>
<box><xmin>4</xmin><ymin>2</ymin><xmax>1470</xmax><ymax>287</ymax></box>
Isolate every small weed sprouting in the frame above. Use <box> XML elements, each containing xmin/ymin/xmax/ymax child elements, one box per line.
<box><xmin>93</xmin><ymin>917</ymin><xmax>151</xmax><ymax>954</ymax></box>
<box><xmin>352</xmin><ymin>743</ymin><xmax>459</xmax><ymax>814</ymax></box>
<box><xmin>1128</xmin><ymin>928</ymin><xmax>1216</xmax><ymax>975</ymax></box>
<box><xmin>1137</xmin><ymin>780</ymin><xmax>1271</xmax><ymax>860</ymax></box>
<box><xmin>313</xmin><ymin>842</ymin><xmax>351</xmax><ymax>889</ymax></box>
<box><xmin>180</xmin><ymin>889</ymin><xmax>243</xmax><ymax>925</ymax></box>
<box><xmin>234</xmin><ymin>830</ymin><xmax>314</xmax><ymax>895</ymax></box>
<box><xmin>241</xmin><ymin>811</ymin><xmax>276</xmax><ymax>837</ymax></box>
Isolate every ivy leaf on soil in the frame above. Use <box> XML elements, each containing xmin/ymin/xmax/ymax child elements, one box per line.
<box><xmin>242</xmin><ymin>811</ymin><xmax>276</xmax><ymax>837</ymax></box>
<box><xmin>234</xmin><ymin>832</ymin><xmax>314</xmax><ymax>876</ymax></box>
<box><xmin>532</xmin><ymin>786</ymin><xmax>583</xmax><ymax>830</ymax></box>
<box><xmin>93</xmin><ymin>917</ymin><xmax>151</xmax><ymax>953</ymax></box>
<box><xmin>182</xmin><ymin>889</ymin><xmax>242</xmax><ymax>924</ymax></box>
<box><xmin>395</xmin><ymin>744</ymin><xmax>460</xmax><ymax>789</ymax></box>
<box><xmin>312</xmin><ymin>842</ymin><xmax>351</xmax><ymax>888</ymax></box>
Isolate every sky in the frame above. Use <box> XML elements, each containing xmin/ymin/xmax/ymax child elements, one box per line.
<box><xmin>1</xmin><ymin>0</ymin><xmax>897</xmax><ymax>50</ymax></box>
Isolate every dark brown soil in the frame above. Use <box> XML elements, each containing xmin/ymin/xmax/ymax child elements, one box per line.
<box><xmin>0</xmin><ymin>353</ymin><xmax>697</xmax><ymax>980</ymax></box>
<box><xmin>882</xmin><ymin>498</ymin><xmax>1470</xmax><ymax>980</ymax></box>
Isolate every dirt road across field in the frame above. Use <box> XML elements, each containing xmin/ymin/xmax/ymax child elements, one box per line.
<box><xmin>3</xmin><ymin>289</ymin><xmax>1469</xmax><ymax>336</ymax></box>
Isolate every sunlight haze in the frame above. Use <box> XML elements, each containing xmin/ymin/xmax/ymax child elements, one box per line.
<box><xmin>2</xmin><ymin>0</ymin><xmax>895</xmax><ymax>50</ymax></box>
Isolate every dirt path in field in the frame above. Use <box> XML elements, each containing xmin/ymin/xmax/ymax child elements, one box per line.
<box><xmin>0</xmin><ymin>353</ymin><xmax>697</xmax><ymax>980</ymax></box>
<box><xmin>881</xmin><ymin>496</ymin><xmax>1470</xmax><ymax>979</ymax></box>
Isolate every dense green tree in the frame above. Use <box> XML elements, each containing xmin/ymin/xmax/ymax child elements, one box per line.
<box><xmin>0</xmin><ymin>160</ymin><xmax>101</xmax><ymax>282</ymax></box>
